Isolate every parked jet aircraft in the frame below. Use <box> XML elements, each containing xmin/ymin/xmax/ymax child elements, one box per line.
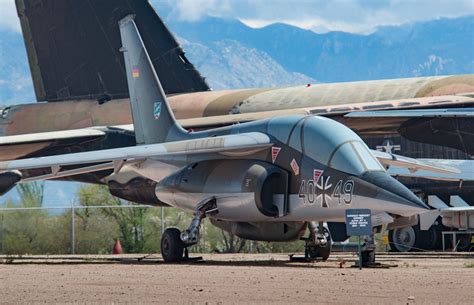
<box><xmin>1</xmin><ymin>17</ymin><xmax>447</xmax><ymax>262</ymax></box>
<box><xmin>1</xmin><ymin>0</ymin><xmax>473</xmax><ymax>253</ymax></box>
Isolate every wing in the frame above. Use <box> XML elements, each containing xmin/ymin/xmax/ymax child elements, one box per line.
<box><xmin>381</xmin><ymin>158</ymin><xmax>473</xmax><ymax>182</ymax></box>
<box><xmin>345</xmin><ymin>108</ymin><xmax>474</xmax><ymax>118</ymax></box>
<box><xmin>0</xmin><ymin>132</ymin><xmax>271</xmax><ymax>182</ymax></box>
<box><xmin>342</xmin><ymin>106</ymin><xmax>474</xmax><ymax>133</ymax></box>
<box><xmin>176</xmin><ymin>95</ymin><xmax>474</xmax><ymax>129</ymax></box>
<box><xmin>181</xmin><ymin>97</ymin><xmax>474</xmax><ymax>155</ymax></box>
<box><xmin>0</xmin><ymin>128</ymin><xmax>106</xmax><ymax>145</ymax></box>
<box><xmin>343</xmin><ymin>106</ymin><xmax>474</xmax><ymax>155</ymax></box>
<box><xmin>419</xmin><ymin>195</ymin><xmax>474</xmax><ymax>230</ymax></box>
<box><xmin>371</xmin><ymin>150</ymin><xmax>461</xmax><ymax>175</ymax></box>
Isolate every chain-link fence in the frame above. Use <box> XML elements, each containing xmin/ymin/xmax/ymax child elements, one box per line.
<box><xmin>0</xmin><ymin>204</ymin><xmax>305</xmax><ymax>255</ymax></box>
<box><xmin>0</xmin><ymin>205</ymin><xmax>162</xmax><ymax>255</ymax></box>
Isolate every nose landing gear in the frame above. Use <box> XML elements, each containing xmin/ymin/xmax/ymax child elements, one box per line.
<box><xmin>160</xmin><ymin>197</ymin><xmax>218</xmax><ymax>263</ymax></box>
<box><xmin>305</xmin><ymin>221</ymin><xmax>332</xmax><ymax>261</ymax></box>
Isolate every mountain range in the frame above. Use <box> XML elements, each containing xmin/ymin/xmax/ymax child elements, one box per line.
<box><xmin>0</xmin><ymin>11</ymin><xmax>473</xmax><ymax>104</ymax></box>
<box><xmin>165</xmin><ymin>15</ymin><xmax>474</xmax><ymax>85</ymax></box>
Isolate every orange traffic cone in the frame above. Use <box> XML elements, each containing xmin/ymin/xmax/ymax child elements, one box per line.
<box><xmin>113</xmin><ymin>239</ymin><xmax>123</xmax><ymax>254</ymax></box>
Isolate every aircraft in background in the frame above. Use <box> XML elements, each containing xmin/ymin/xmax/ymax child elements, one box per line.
<box><xmin>1</xmin><ymin>0</ymin><xmax>473</xmax><ymax>252</ymax></box>
<box><xmin>1</xmin><ymin>16</ymin><xmax>448</xmax><ymax>262</ymax></box>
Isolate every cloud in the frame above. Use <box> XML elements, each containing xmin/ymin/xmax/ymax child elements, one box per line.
<box><xmin>0</xmin><ymin>0</ymin><xmax>21</xmax><ymax>32</ymax></box>
<box><xmin>158</xmin><ymin>0</ymin><xmax>474</xmax><ymax>33</ymax></box>
<box><xmin>172</xmin><ymin>0</ymin><xmax>232</xmax><ymax>21</ymax></box>
<box><xmin>2</xmin><ymin>0</ymin><xmax>473</xmax><ymax>34</ymax></box>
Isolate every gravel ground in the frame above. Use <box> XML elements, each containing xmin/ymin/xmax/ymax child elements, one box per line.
<box><xmin>0</xmin><ymin>253</ymin><xmax>473</xmax><ymax>304</ymax></box>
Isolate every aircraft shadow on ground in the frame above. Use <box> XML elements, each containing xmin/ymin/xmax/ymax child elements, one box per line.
<box><xmin>115</xmin><ymin>256</ymin><xmax>354</xmax><ymax>269</ymax></box>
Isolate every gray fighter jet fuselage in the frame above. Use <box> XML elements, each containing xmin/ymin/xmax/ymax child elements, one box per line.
<box><xmin>150</xmin><ymin>116</ymin><xmax>426</xmax><ymax>223</ymax></box>
<box><xmin>0</xmin><ymin>16</ymin><xmax>431</xmax><ymax>263</ymax></box>
<box><xmin>113</xmin><ymin>16</ymin><xmax>429</xmax><ymax>261</ymax></box>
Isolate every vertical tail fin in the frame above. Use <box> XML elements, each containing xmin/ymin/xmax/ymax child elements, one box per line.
<box><xmin>16</xmin><ymin>0</ymin><xmax>209</xmax><ymax>102</ymax></box>
<box><xmin>119</xmin><ymin>15</ymin><xmax>188</xmax><ymax>144</ymax></box>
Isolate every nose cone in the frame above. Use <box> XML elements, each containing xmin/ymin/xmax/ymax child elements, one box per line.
<box><xmin>360</xmin><ymin>171</ymin><xmax>429</xmax><ymax>216</ymax></box>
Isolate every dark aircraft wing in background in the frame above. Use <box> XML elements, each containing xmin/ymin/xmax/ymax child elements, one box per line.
<box><xmin>177</xmin><ymin>96</ymin><xmax>474</xmax><ymax>155</ymax></box>
<box><xmin>3</xmin><ymin>99</ymin><xmax>473</xmax><ymax>160</ymax></box>
<box><xmin>15</xmin><ymin>0</ymin><xmax>210</xmax><ymax>102</ymax></box>
<box><xmin>343</xmin><ymin>108</ymin><xmax>474</xmax><ymax>155</ymax></box>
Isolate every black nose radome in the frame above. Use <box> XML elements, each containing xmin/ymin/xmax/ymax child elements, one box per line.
<box><xmin>360</xmin><ymin>171</ymin><xmax>429</xmax><ymax>210</ymax></box>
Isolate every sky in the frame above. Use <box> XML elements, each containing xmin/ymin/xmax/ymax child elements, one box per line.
<box><xmin>158</xmin><ymin>0</ymin><xmax>474</xmax><ymax>33</ymax></box>
<box><xmin>1</xmin><ymin>0</ymin><xmax>474</xmax><ymax>34</ymax></box>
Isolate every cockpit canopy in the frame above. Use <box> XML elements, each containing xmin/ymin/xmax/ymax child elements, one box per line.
<box><xmin>289</xmin><ymin>116</ymin><xmax>384</xmax><ymax>175</ymax></box>
<box><xmin>328</xmin><ymin>141</ymin><xmax>384</xmax><ymax>175</ymax></box>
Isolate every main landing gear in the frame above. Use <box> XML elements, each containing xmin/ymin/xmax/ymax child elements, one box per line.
<box><xmin>304</xmin><ymin>221</ymin><xmax>332</xmax><ymax>261</ymax></box>
<box><xmin>360</xmin><ymin>233</ymin><xmax>376</xmax><ymax>266</ymax></box>
<box><xmin>160</xmin><ymin>197</ymin><xmax>218</xmax><ymax>263</ymax></box>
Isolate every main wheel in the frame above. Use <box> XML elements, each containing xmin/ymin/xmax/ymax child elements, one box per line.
<box><xmin>161</xmin><ymin>228</ymin><xmax>185</xmax><ymax>262</ymax></box>
<box><xmin>361</xmin><ymin>250</ymin><xmax>376</xmax><ymax>266</ymax></box>
<box><xmin>388</xmin><ymin>226</ymin><xmax>418</xmax><ymax>252</ymax></box>
<box><xmin>417</xmin><ymin>224</ymin><xmax>440</xmax><ymax>250</ymax></box>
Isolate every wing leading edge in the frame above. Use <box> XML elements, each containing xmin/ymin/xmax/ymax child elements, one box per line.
<box><xmin>0</xmin><ymin>132</ymin><xmax>271</xmax><ymax>182</ymax></box>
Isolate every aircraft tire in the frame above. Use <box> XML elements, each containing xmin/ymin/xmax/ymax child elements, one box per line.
<box><xmin>306</xmin><ymin>228</ymin><xmax>332</xmax><ymax>261</ymax></box>
<box><xmin>388</xmin><ymin>226</ymin><xmax>418</xmax><ymax>252</ymax></box>
<box><xmin>161</xmin><ymin>228</ymin><xmax>185</xmax><ymax>262</ymax></box>
<box><xmin>306</xmin><ymin>241</ymin><xmax>332</xmax><ymax>261</ymax></box>
<box><xmin>417</xmin><ymin>225</ymin><xmax>440</xmax><ymax>250</ymax></box>
<box><xmin>361</xmin><ymin>250</ymin><xmax>376</xmax><ymax>266</ymax></box>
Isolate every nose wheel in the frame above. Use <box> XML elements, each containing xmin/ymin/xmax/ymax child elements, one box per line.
<box><xmin>160</xmin><ymin>197</ymin><xmax>217</xmax><ymax>263</ymax></box>
<box><xmin>305</xmin><ymin>221</ymin><xmax>332</xmax><ymax>261</ymax></box>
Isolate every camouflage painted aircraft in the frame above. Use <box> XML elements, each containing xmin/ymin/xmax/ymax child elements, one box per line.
<box><xmin>0</xmin><ymin>17</ymin><xmax>447</xmax><ymax>262</ymax></box>
<box><xmin>1</xmin><ymin>0</ymin><xmax>473</xmax><ymax>252</ymax></box>
<box><xmin>1</xmin><ymin>0</ymin><xmax>473</xmax><ymax>202</ymax></box>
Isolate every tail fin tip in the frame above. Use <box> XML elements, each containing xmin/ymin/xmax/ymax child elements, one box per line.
<box><xmin>119</xmin><ymin>15</ymin><xmax>187</xmax><ymax>145</ymax></box>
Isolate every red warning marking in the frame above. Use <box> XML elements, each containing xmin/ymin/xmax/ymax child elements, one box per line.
<box><xmin>313</xmin><ymin>169</ymin><xmax>324</xmax><ymax>183</ymax></box>
<box><xmin>290</xmin><ymin>158</ymin><xmax>300</xmax><ymax>175</ymax></box>
<box><xmin>271</xmin><ymin>147</ymin><xmax>281</xmax><ymax>163</ymax></box>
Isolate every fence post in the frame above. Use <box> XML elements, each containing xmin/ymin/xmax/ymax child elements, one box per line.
<box><xmin>161</xmin><ymin>207</ymin><xmax>164</xmax><ymax>234</ymax></box>
<box><xmin>0</xmin><ymin>213</ymin><xmax>3</xmax><ymax>253</ymax></box>
<box><xmin>70</xmin><ymin>202</ymin><xmax>75</xmax><ymax>255</ymax></box>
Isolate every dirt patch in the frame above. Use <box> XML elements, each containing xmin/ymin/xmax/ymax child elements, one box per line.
<box><xmin>0</xmin><ymin>253</ymin><xmax>473</xmax><ymax>304</ymax></box>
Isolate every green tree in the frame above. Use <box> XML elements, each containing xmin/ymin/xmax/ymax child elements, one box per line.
<box><xmin>72</xmin><ymin>182</ymin><xmax>315</xmax><ymax>255</ymax></box>
<box><xmin>76</xmin><ymin>185</ymin><xmax>149</xmax><ymax>253</ymax></box>
<box><xmin>221</xmin><ymin>230</ymin><xmax>246</xmax><ymax>253</ymax></box>
<box><xmin>0</xmin><ymin>182</ymin><xmax>70</xmax><ymax>254</ymax></box>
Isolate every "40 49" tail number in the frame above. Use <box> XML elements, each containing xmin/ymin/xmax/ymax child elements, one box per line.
<box><xmin>299</xmin><ymin>177</ymin><xmax>354</xmax><ymax>207</ymax></box>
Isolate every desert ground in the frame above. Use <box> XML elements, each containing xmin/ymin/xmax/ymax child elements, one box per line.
<box><xmin>0</xmin><ymin>252</ymin><xmax>473</xmax><ymax>304</ymax></box>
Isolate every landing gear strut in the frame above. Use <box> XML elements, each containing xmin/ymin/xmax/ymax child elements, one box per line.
<box><xmin>160</xmin><ymin>197</ymin><xmax>218</xmax><ymax>263</ymax></box>
<box><xmin>360</xmin><ymin>233</ymin><xmax>376</xmax><ymax>266</ymax></box>
<box><xmin>305</xmin><ymin>221</ymin><xmax>332</xmax><ymax>261</ymax></box>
